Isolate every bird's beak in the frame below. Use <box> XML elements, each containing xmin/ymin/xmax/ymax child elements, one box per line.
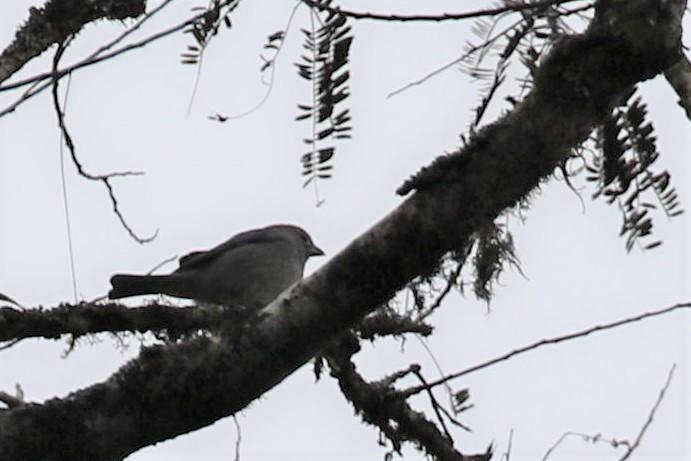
<box><xmin>309</xmin><ymin>244</ymin><xmax>325</xmax><ymax>257</ymax></box>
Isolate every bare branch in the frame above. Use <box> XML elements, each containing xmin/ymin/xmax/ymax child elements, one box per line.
<box><xmin>386</xmin><ymin>16</ymin><xmax>530</xmax><ymax>99</ymax></box>
<box><xmin>0</xmin><ymin>1</ymin><xmax>235</xmax><ymax>118</ymax></box>
<box><xmin>619</xmin><ymin>364</ymin><xmax>677</xmax><ymax>460</ymax></box>
<box><xmin>403</xmin><ymin>302</ymin><xmax>691</xmax><ymax>398</ymax></box>
<box><xmin>542</xmin><ymin>431</ymin><xmax>631</xmax><ymax>460</ymax></box>
<box><xmin>51</xmin><ymin>41</ymin><xmax>156</xmax><ymax>243</ymax></box>
<box><xmin>232</xmin><ymin>415</ymin><xmax>242</xmax><ymax>461</ymax></box>
<box><xmin>540</xmin><ymin>364</ymin><xmax>676</xmax><ymax>460</ymax></box>
<box><xmin>0</xmin><ymin>339</ymin><xmax>23</xmax><ymax>352</ymax></box>
<box><xmin>325</xmin><ymin>334</ymin><xmax>490</xmax><ymax>460</ymax></box>
<box><xmin>419</xmin><ymin>261</ymin><xmax>465</xmax><ymax>320</ymax></box>
<box><xmin>146</xmin><ymin>255</ymin><xmax>179</xmax><ymax>275</ymax></box>
<box><xmin>0</xmin><ymin>1</ymin><xmax>234</xmax><ymax>94</ymax></box>
<box><xmin>503</xmin><ymin>429</ymin><xmax>514</xmax><ymax>461</ymax></box>
<box><xmin>300</xmin><ymin>0</ymin><xmax>583</xmax><ymax>22</ymax></box>
<box><xmin>0</xmin><ymin>0</ymin><xmax>146</xmax><ymax>84</ymax></box>
<box><xmin>411</xmin><ymin>367</ymin><xmax>472</xmax><ymax>434</ymax></box>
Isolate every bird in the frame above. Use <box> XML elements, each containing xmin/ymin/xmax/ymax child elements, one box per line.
<box><xmin>108</xmin><ymin>224</ymin><xmax>324</xmax><ymax>309</ymax></box>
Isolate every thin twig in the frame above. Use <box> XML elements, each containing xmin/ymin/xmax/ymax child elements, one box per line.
<box><xmin>413</xmin><ymin>335</ymin><xmax>463</xmax><ymax>422</ymax></box>
<box><xmin>0</xmin><ymin>1</ymin><xmax>215</xmax><ymax>93</ymax></box>
<box><xmin>0</xmin><ymin>0</ymin><xmax>175</xmax><ymax>117</ymax></box>
<box><xmin>412</xmin><ymin>368</ymin><xmax>472</xmax><ymax>434</ymax></box>
<box><xmin>0</xmin><ymin>338</ymin><xmax>23</xmax><ymax>352</ymax></box>
<box><xmin>619</xmin><ymin>364</ymin><xmax>676</xmax><ymax>461</ymax></box>
<box><xmin>541</xmin><ymin>364</ymin><xmax>675</xmax><ymax>461</ymax></box>
<box><xmin>0</xmin><ymin>2</ymin><xmax>236</xmax><ymax>118</ymax></box>
<box><xmin>300</xmin><ymin>0</ymin><xmax>582</xmax><ymax>22</ymax></box>
<box><xmin>542</xmin><ymin>431</ymin><xmax>631</xmax><ymax>460</ymax></box>
<box><xmin>232</xmin><ymin>415</ymin><xmax>242</xmax><ymax>461</ymax></box>
<box><xmin>420</xmin><ymin>262</ymin><xmax>464</xmax><ymax>319</ymax></box>
<box><xmin>185</xmin><ymin>0</ymin><xmax>242</xmax><ymax>116</ymax></box>
<box><xmin>51</xmin><ymin>42</ymin><xmax>156</xmax><ymax>244</ymax></box>
<box><xmin>412</xmin><ymin>368</ymin><xmax>456</xmax><ymax>441</ymax></box>
<box><xmin>146</xmin><ymin>255</ymin><xmax>179</xmax><ymax>275</ymax></box>
<box><xmin>208</xmin><ymin>1</ymin><xmax>301</xmax><ymax>121</ymax></box>
<box><xmin>85</xmin><ymin>0</ymin><xmax>176</xmax><ymax>65</ymax></box>
<box><xmin>402</xmin><ymin>302</ymin><xmax>691</xmax><ymax>397</ymax></box>
<box><xmin>58</xmin><ymin>68</ymin><xmax>79</xmax><ymax>303</ymax></box>
<box><xmin>503</xmin><ymin>429</ymin><xmax>514</xmax><ymax>461</ymax></box>
<box><xmin>387</xmin><ymin>17</ymin><xmax>524</xmax><ymax>99</ymax></box>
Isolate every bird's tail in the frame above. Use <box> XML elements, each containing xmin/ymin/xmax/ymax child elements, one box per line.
<box><xmin>108</xmin><ymin>274</ymin><xmax>172</xmax><ymax>300</ymax></box>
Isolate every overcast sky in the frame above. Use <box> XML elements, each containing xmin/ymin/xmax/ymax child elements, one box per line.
<box><xmin>0</xmin><ymin>1</ymin><xmax>689</xmax><ymax>460</ymax></box>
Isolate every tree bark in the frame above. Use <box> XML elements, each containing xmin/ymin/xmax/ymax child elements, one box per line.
<box><xmin>0</xmin><ymin>0</ymin><xmax>685</xmax><ymax>459</ymax></box>
<box><xmin>0</xmin><ymin>0</ymin><xmax>146</xmax><ymax>83</ymax></box>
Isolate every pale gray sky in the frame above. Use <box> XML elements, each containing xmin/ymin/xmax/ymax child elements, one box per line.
<box><xmin>0</xmin><ymin>1</ymin><xmax>689</xmax><ymax>460</ymax></box>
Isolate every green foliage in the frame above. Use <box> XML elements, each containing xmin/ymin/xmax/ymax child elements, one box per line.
<box><xmin>587</xmin><ymin>92</ymin><xmax>683</xmax><ymax>251</ymax></box>
<box><xmin>297</xmin><ymin>1</ymin><xmax>353</xmax><ymax>190</ymax></box>
<box><xmin>458</xmin><ymin>2</ymin><xmax>591</xmax><ymax>136</ymax></box>
<box><xmin>400</xmin><ymin>2</ymin><xmax>683</xmax><ymax>310</ymax></box>
<box><xmin>180</xmin><ymin>0</ymin><xmax>239</xmax><ymax>65</ymax></box>
<box><xmin>458</xmin><ymin>3</ymin><xmax>683</xmax><ymax>255</ymax></box>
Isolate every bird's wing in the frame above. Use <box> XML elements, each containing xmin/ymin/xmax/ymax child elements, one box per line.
<box><xmin>177</xmin><ymin>227</ymin><xmax>282</xmax><ymax>270</ymax></box>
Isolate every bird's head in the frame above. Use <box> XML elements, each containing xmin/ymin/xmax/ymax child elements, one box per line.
<box><xmin>273</xmin><ymin>224</ymin><xmax>324</xmax><ymax>260</ymax></box>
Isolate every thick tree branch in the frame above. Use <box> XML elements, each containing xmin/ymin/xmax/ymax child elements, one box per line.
<box><xmin>0</xmin><ymin>0</ymin><xmax>684</xmax><ymax>459</ymax></box>
<box><xmin>664</xmin><ymin>55</ymin><xmax>691</xmax><ymax>120</ymax></box>
<box><xmin>324</xmin><ymin>334</ymin><xmax>490</xmax><ymax>461</ymax></box>
<box><xmin>0</xmin><ymin>0</ymin><xmax>146</xmax><ymax>84</ymax></box>
<box><xmin>0</xmin><ymin>303</ymin><xmax>240</xmax><ymax>342</ymax></box>
<box><xmin>357</xmin><ymin>309</ymin><xmax>434</xmax><ymax>340</ymax></box>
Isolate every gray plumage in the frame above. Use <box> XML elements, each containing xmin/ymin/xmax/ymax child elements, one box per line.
<box><xmin>108</xmin><ymin>224</ymin><xmax>324</xmax><ymax>309</ymax></box>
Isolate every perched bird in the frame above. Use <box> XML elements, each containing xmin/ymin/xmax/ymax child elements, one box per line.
<box><xmin>109</xmin><ymin>224</ymin><xmax>324</xmax><ymax>309</ymax></box>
